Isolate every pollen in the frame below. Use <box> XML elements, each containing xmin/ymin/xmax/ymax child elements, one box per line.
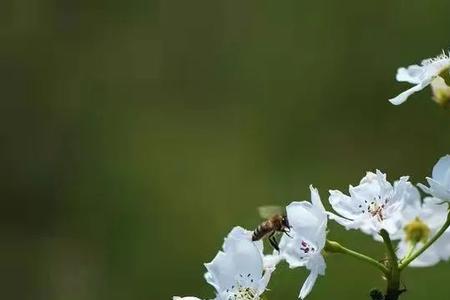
<box><xmin>367</xmin><ymin>202</ymin><xmax>385</xmax><ymax>222</ymax></box>
<box><xmin>230</xmin><ymin>287</ymin><xmax>259</xmax><ymax>300</ymax></box>
<box><xmin>404</xmin><ymin>217</ymin><xmax>431</xmax><ymax>244</ymax></box>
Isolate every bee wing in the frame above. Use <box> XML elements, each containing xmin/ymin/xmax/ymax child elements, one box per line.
<box><xmin>257</xmin><ymin>206</ymin><xmax>284</xmax><ymax>219</ymax></box>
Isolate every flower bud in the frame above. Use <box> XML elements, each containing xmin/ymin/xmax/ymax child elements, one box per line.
<box><xmin>431</xmin><ymin>68</ymin><xmax>450</xmax><ymax>107</ymax></box>
<box><xmin>404</xmin><ymin>217</ymin><xmax>430</xmax><ymax>244</ymax></box>
<box><xmin>323</xmin><ymin>240</ymin><xmax>344</xmax><ymax>254</ymax></box>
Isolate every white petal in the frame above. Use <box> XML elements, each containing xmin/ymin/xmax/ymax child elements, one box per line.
<box><xmin>223</xmin><ymin>226</ymin><xmax>252</xmax><ymax>250</ymax></box>
<box><xmin>409</xmin><ymin>247</ymin><xmax>441</xmax><ymax>267</ymax></box>
<box><xmin>433</xmin><ymin>230</ymin><xmax>450</xmax><ymax>261</ymax></box>
<box><xmin>396</xmin><ymin>65</ymin><xmax>424</xmax><ymax>84</ymax></box>
<box><xmin>306</xmin><ymin>254</ymin><xmax>326</xmax><ymax>275</ymax></box>
<box><xmin>286</xmin><ymin>201</ymin><xmax>325</xmax><ymax>238</ymax></box>
<box><xmin>397</xmin><ymin>240</ymin><xmax>440</xmax><ymax>267</ymax></box>
<box><xmin>205</xmin><ymin>227</ymin><xmax>264</xmax><ymax>292</ymax></box>
<box><xmin>417</xmin><ymin>182</ymin><xmax>432</xmax><ymax>195</ymax></box>
<box><xmin>328</xmin><ymin>190</ymin><xmax>361</xmax><ymax>220</ymax></box>
<box><xmin>257</xmin><ymin>266</ymin><xmax>275</xmax><ymax>295</ymax></box>
<box><xmin>173</xmin><ymin>297</ymin><xmax>203</xmax><ymax>300</ymax></box>
<box><xmin>327</xmin><ymin>212</ymin><xmax>363</xmax><ymax>230</ymax></box>
<box><xmin>299</xmin><ymin>271</ymin><xmax>319</xmax><ymax>299</ymax></box>
<box><xmin>401</xmin><ymin>182</ymin><xmax>421</xmax><ymax>209</ymax></box>
<box><xmin>310</xmin><ymin>185</ymin><xmax>325</xmax><ymax>212</ymax></box>
<box><xmin>396</xmin><ymin>239</ymin><xmax>409</xmax><ymax>260</ymax></box>
<box><xmin>388</xmin><ymin>83</ymin><xmax>428</xmax><ymax>105</ymax></box>
<box><xmin>204</xmin><ymin>251</ymin><xmax>233</xmax><ymax>291</ymax></box>
<box><xmin>420</xmin><ymin>197</ymin><xmax>448</xmax><ymax>229</ymax></box>
<box><xmin>432</xmin><ymin>155</ymin><xmax>450</xmax><ymax>185</ymax></box>
<box><xmin>224</xmin><ymin>239</ymin><xmax>263</xmax><ymax>279</ymax></box>
<box><xmin>427</xmin><ymin>178</ymin><xmax>450</xmax><ymax>200</ymax></box>
<box><xmin>224</xmin><ymin>226</ymin><xmax>265</xmax><ymax>255</ymax></box>
<box><xmin>263</xmin><ymin>253</ymin><xmax>282</xmax><ymax>270</ymax></box>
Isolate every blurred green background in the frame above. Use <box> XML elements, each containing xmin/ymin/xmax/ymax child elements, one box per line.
<box><xmin>1</xmin><ymin>0</ymin><xmax>450</xmax><ymax>299</ymax></box>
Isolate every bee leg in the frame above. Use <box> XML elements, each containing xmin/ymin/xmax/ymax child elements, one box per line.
<box><xmin>283</xmin><ymin>229</ymin><xmax>293</xmax><ymax>238</ymax></box>
<box><xmin>268</xmin><ymin>234</ymin><xmax>280</xmax><ymax>252</ymax></box>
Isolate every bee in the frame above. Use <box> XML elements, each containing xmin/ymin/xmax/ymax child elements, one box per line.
<box><xmin>252</xmin><ymin>206</ymin><xmax>291</xmax><ymax>251</ymax></box>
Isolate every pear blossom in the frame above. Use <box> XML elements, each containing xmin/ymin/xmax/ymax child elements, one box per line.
<box><xmin>205</xmin><ymin>226</ymin><xmax>274</xmax><ymax>300</ymax></box>
<box><xmin>328</xmin><ymin>170</ymin><xmax>413</xmax><ymax>239</ymax></box>
<box><xmin>389</xmin><ymin>51</ymin><xmax>450</xmax><ymax>105</ymax></box>
<box><xmin>278</xmin><ymin>185</ymin><xmax>327</xmax><ymax>299</ymax></box>
<box><xmin>173</xmin><ymin>227</ymin><xmax>274</xmax><ymax>300</ymax></box>
<box><xmin>396</xmin><ymin>197</ymin><xmax>450</xmax><ymax>267</ymax></box>
<box><xmin>418</xmin><ymin>155</ymin><xmax>450</xmax><ymax>201</ymax></box>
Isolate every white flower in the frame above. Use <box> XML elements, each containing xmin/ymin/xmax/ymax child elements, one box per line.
<box><xmin>204</xmin><ymin>226</ymin><xmax>274</xmax><ymax>300</ymax></box>
<box><xmin>418</xmin><ymin>155</ymin><xmax>450</xmax><ymax>201</ymax></box>
<box><xmin>328</xmin><ymin>170</ymin><xmax>413</xmax><ymax>239</ymax></box>
<box><xmin>173</xmin><ymin>297</ymin><xmax>202</xmax><ymax>300</ymax></box>
<box><xmin>389</xmin><ymin>51</ymin><xmax>450</xmax><ymax>105</ymax></box>
<box><xmin>396</xmin><ymin>197</ymin><xmax>450</xmax><ymax>267</ymax></box>
<box><xmin>278</xmin><ymin>185</ymin><xmax>327</xmax><ymax>299</ymax></box>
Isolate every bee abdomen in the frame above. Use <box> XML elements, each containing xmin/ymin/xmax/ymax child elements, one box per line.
<box><xmin>252</xmin><ymin>222</ymin><xmax>270</xmax><ymax>241</ymax></box>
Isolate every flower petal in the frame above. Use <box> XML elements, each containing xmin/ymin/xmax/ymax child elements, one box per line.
<box><xmin>310</xmin><ymin>185</ymin><xmax>325</xmax><ymax>212</ymax></box>
<box><xmin>299</xmin><ymin>270</ymin><xmax>319</xmax><ymax>299</ymax></box>
<box><xmin>205</xmin><ymin>227</ymin><xmax>264</xmax><ymax>293</ymax></box>
<box><xmin>327</xmin><ymin>212</ymin><xmax>366</xmax><ymax>231</ymax></box>
<box><xmin>396</xmin><ymin>65</ymin><xmax>424</xmax><ymax>84</ymax></box>
<box><xmin>388</xmin><ymin>82</ymin><xmax>428</xmax><ymax>105</ymax></box>
<box><xmin>432</xmin><ymin>155</ymin><xmax>450</xmax><ymax>185</ymax></box>
<box><xmin>328</xmin><ymin>190</ymin><xmax>362</xmax><ymax>220</ymax></box>
<box><xmin>257</xmin><ymin>266</ymin><xmax>275</xmax><ymax>295</ymax></box>
<box><xmin>286</xmin><ymin>201</ymin><xmax>325</xmax><ymax>237</ymax></box>
<box><xmin>263</xmin><ymin>253</ymin><xmax>282</xmax><ymax>270</ymax></box>
<box><xmin>420</xmin><ymin>197</ymin><xmax>448</xmax><ymax>228</ymax></box>
<box><xmin>426</xmin><ymin>177</ymin><xmax>450</xmax><ymax>200</ymax></box>
<box><xmin>433</xmin><ymin>230</ymin><xmax>450</xmax><ymax>261</ymax></box>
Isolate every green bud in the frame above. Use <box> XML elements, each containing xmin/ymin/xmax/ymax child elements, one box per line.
<box><xmin>404</xmin><ymin>217</ymin><xmax>430</xmax><ymax>244</ymax></box>
<box><xmin>323</xmin><ymin>240</ymin><xmax>343</xmax><ymax>254</ymax></box>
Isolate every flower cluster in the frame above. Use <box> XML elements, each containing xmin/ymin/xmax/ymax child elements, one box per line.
<box><xmin>174</xmin><ymin>155</ymin><xmax>450</xmax><ymax>299</ymax></box>
<box><xmin>175</xmin><ymin>49</ymin><xmax>450</xmax><ymax>300</ymax></box>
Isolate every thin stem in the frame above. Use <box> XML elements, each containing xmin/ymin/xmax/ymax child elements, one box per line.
<box><xmin>399</xmin><ymin>210</ymin><xmax>450</xmax><ymax>270</ymax></box>
<box><xmin>380</xmin><ymin>229</ymin><xmax>400</xmax><ymax>300</ymax></box>
<box><xmin>379</xmin><ymin>229</ymin><xmax>398</xmax><ymax>267</ymax></box>
<box><xmin>325</xmin><ymin>240</ymin><xmax>388</xmax><ymax>274</ymax></box>
<box><xmin>399</xmin><ymin>242</ymin><xmax>416</xmax><ymax>263</ymax></box>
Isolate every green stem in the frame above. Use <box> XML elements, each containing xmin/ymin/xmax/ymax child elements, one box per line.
<box><xmin>399</xmin><ymin>242</ymin><xmax>417</xmax><ymax>263</ymax></box>
<box><xmin>380</xmin><ymin>229</ymin><xmax>400</xmax><ymax>300</ymax></box>
<box><xmin>325</xmin><ymin>240</ymin><xmax>388</xmax><ymax>274</ymax></box>
<box><xmin>399</xmin><ymin>210</ymin><xmax>450</xmax><ymax>270</ymax></box>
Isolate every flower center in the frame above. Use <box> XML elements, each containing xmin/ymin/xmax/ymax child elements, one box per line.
<box><xmin>358</xmin><ymin>196</ymin><xmax>388</xmax><ymax>222</ymax></box>
<box><xmin>404</xmin><ymin>217</ymin><xmax>430</xmax><ymax>244</ymax></box>
<box><xmin>231</xmin><ymin>287</ymin><xmax>258</xmax><ymax>300</ymax></box>
<box><xmin>225</xmin><ymin>274</ymin><xmax>259</xmax><ymax>300</ymax></box>
<box><xmin>368</xmin><ymin>202</ymin><xmax>385</xmax><ymax>221</ymax></box>
<box><xmin>299</xmin><ymin>240</ymin><xmax>316</xmax><ymax>259</ymax></box>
